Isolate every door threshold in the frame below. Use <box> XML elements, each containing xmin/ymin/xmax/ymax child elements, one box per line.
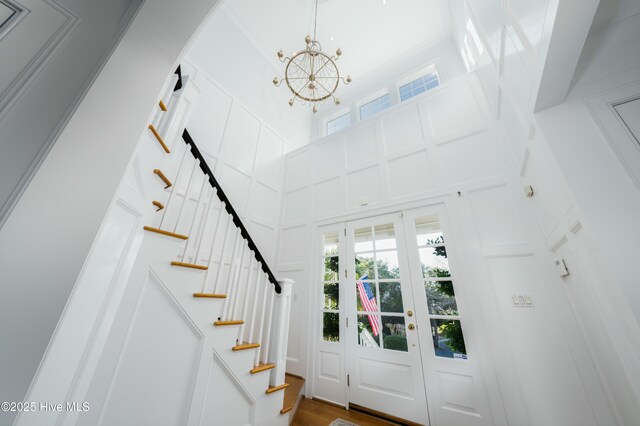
<box><xmin>348</xmin><ymin>403</ymin><xmax>425</xmax><ymax>426</ymax></box>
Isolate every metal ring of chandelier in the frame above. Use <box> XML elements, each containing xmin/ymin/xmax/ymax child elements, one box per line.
<box><xmin>284</xmin><ymin>45</ymin><xmax>340</xmax><ymax>103</ymax></box>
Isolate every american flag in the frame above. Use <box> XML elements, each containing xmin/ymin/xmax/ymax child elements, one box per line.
<box><xmin>356</xmin><ymin>275</ymin><xmax>379</xmax><ymax>336</ymax></box>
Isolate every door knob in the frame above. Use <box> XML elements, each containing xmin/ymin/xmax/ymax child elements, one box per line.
<box><xmin>408</xmin><ymin>323</ymin><xmax>415</xmax><ymax>330</ymax></box>
<box><xmin>407</xmin><ymin>310</ymin><xmax>413</xmax><ymax>317</ymax></box>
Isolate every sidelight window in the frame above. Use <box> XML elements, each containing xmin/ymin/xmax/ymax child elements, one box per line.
<box><xmin>415</xmin><ymin>217</ymin><xmax>467</xmax><ymax>359</ymax></box>
<box><xmin>322</xmin><ymin>232</ymin><xmax>340</xmax><ymax>342</ymax></box>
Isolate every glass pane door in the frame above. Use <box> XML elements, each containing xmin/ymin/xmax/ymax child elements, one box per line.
<box><xmin>345</xmin><ymin>213</ymin><xmax>429</xmax><ymax>425</ymax></box>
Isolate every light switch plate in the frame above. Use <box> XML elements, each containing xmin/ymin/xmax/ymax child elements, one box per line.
<box><xmin>512</xmin><ymin>294</ymin><xmax>534</xmax><ymax>307</ymax></box>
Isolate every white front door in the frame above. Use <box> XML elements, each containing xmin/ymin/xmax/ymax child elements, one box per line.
<box><xmin>401</xmin><ymin>206</ymin><xmax>494</xmax><ymax>426</ymax></box>
<box><xmin>345</xmin><ymin>212</ymin><xmax>430</xmax><ymax>425</ymax></box>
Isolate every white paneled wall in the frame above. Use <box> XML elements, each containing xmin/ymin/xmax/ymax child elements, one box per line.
<box><xmin>277</xmin><ymin>71</ymin><xmax>619</xmax><ymax>424</ymax></box>
<box><xmin>452</xmin><ymin>1</ymin><xmax>640</xmax><ymax>423</ymax></box>
<box><xmin>311</xmin><ymin>36</ymin><xmax>468</xmax><ymax>140</ymax></box>
<box><xmin>185</xmin><ymin>8</ymin><xmax>311</xmax><ymax>149</ymax></box>
<box><xmin>180</xmin><ymin>59</ymin><xmax>289</xmax><ymax>266</ymax></box>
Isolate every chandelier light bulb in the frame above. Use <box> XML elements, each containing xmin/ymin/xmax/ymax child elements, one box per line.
<box><xmin>273</xmin><ymin>77</ymin><xmax>279</xmax><ymax>86</ymax></box>
<box><xmin>305</xmin><ymin>35</ymin><xmax>312</xmax><ymax>44</ymax></box>
<box><xmin>288</xmin><ymin>99</ymin><xmax>294</xmax><ymax>107</ymax></box>
<box><xmin>277</xmin><ymin>49</ymin><xmax>284</xmax><ymax>59</ymax></box>
<box><xmin>346</xmin><ymin>75</ymin><xmax>352</xmax><ymax>83</ymax></box>
<box><xmin>312</xmin><ymin>104</ymin><xmax>317</xmax><ymax>113</ymax></box>
<box><xmin>334</xmin><ymin>98</ymin><xmax>341</xmax><ymax>105</ymax></box>
<box><xmin>336</xmin><ymin>48</ymin><xmax>342</xmax><ymax>56</ymax></box>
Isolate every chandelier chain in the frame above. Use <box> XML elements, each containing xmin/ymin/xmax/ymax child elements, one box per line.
<box><xmin>313</xmin><ymin>0</ymin><xmax>318</xmax><ymax>41</ymax></box>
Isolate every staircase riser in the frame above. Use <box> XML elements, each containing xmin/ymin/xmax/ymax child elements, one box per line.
<box><xmin>255</xmin><ymin>391</ymin><xmax>287</xmax><ymax>426</ymax></box>
<box><xmin>141</xmin><ymin>232</ymin><xmax>277</xmax><ymax>424</ymax></box>
<box><xmin>89</xmin><ymin>224</ymin><xmax>272</xmax><ymax>424</ymax></box>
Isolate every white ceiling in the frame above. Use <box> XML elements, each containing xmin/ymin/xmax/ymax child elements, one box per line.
<box><xmin>222</xmin><ymin>0</ymin><xmax>451</xmax><ymax>82</ymax></box>
<box><xmin>591</xmin><ymin>0</ymin><xmax>640</xmax><ymax>32</ymax></box>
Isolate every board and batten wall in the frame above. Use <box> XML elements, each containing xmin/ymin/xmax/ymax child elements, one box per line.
<box><xmin>184</xmin><ymin>5</ymin><xmax>312</xmax><ymax>151</ymax></box>
<box><xmin>452</xmin><ymin>0</ymin><xmax>640</xmax><ymax>423</ymax></box>
<box><xmin>276</xmin><ymin>71</ymin><xmax>618</xmax><ymax>425</ymax></box>
<box><xmin>310</xmin><ymin>36</ymin><xmax>467</xmax><ymax>141</ymax></box>
<box><xmin>178</xmin><ymin>58</ymin><xmax>291</xmax><ymax>265</ymax></box>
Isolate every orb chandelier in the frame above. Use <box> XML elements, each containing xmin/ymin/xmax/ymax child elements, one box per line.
<box><xmin>272</xmin><ymin>0</ymin><xmax>351</xmax><ymax>113</ymax></box>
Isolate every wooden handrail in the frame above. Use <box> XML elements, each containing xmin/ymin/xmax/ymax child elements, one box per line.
<box><xmin>182</xmin><ymin>128</ymin><xmax>282</xmax><ymax>294</ymax></box>
<box><xmin>153</xmin><ymin>169</ymin><xmax>172</xmax><ymax>189</ymax></box>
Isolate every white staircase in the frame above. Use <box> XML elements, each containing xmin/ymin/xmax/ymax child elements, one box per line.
<box><xmin>136</xmin><ymin>70</ymin><xmax>294</xmax><ymax>425</ymax></box>
<box><xmin>16</xmin><ymin>69</ymin><xmax>294</xmax><ymax>426</ymax></box>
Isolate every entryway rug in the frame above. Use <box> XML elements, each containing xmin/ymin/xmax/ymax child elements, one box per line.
<box><xmin>329</xmin><ymin>419</ymin><xmax>360</xmax><ymax>426</ymax></box>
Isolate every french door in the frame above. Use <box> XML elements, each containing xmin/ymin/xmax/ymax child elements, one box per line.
<box><xmin>345</xmin><ymin>212</ymin><xmax>429</xmax><ymax>425</ymax></box>
<box><xmin>401</xmin><ymin>207</ymin><xmax>492</xmax><ymax>426</ymax></box>
<box><xmin>316</xmin><ymin>206</ymin><xmax>493</xmax><ymax>425</ymax></box>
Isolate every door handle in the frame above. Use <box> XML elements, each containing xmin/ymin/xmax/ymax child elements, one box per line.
<box><xmin>408</xmin><ymin>323</ymin><xmax>415</xmax><ymax>330</ymax></box>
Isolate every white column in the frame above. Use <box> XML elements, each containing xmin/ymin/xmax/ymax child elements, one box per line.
<box><xmin>268</xmin><ymin>279</ymin><xmax>294</xmax><ymax>386</ymax></box>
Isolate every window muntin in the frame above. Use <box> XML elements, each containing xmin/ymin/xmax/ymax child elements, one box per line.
<box><xmin>322</xmin><ymin>232</ymin><xmax>340</xmax><ymax>342</ymax></box>
<box><xmin>399</xmin><ymin>71</ymin><xmax>440</xmax><ymax>101</ymax></box>
<box><xmin>415</xmin><ymin>217</ymin><xmax>467</xmax><ymax>359</ymax></box>
<box><xmin>359</xmin><ymin>93</ymin><xmax>391</xmax><ymax>120</ymax></box>
<box><xmin>354</xmin><ymin>224</ymin><xmax>408</xmax><ymax>352</ymax></box>
<box><xmin>326</xmin><ymin>112</ymin><xmax>351</xmax><ymax>135</ymax></box>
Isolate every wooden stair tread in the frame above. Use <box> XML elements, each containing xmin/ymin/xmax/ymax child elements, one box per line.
<box><xmin>193</xmin><ymin>293</ymin><xmax>226</xmax><ymax>299</ymax></box>
<box><xmin>214</xmin><ymin>320</ymin><xmax>244</xmax><ymax>326</ymax></box>
<box><xmin>266</xmin><ymin>383</ymin><xmax>289</xmax><ymax>394</ymax></box>
<box><xmin>171</xmin><ymin>261</ymin><xmax>208</xmax><ymax>270</ymax></box>
<box><xmin>232</xmin><ymin>343</ymin><xmax>260</xmax><ymax>351</ymax></box>
<box><xmin>250</xmin><ymin>363</ymin><xmax>275</xmax><ymax>374</ymax></box>
<box><xmin>159</xmin><ymin>100</ymin><xmax>168</xmax><ymax>111</ymax></box>
<box><xmin>280</xmin><ymin>406</ymin><xmax>293</xmax><ymax>414</ymax></box>
<box><xmin>152</xmin><ymin>200</ymin><xmax>165</xmax><ymax>211</ymax></box>
<box><xmin>153</xmin><ymin>169</ymin><xmax>172</xmax><ymax>189</ymax></box>
<box><xmin>281</xmin><ymin>373</ymin><xmax>305</xmax><ymax>415</ymax></box>
<box><xmin>148</xmin><ymin>124</ymin><xmax>170</xmax><ymax>153</ymax></box>
<box><xmin>143</xmin><ymin>226</ymin><xmax>188</xmax><ymax>240</ymax></box>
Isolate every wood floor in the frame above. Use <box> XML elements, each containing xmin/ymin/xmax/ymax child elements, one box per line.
<box><xmin>292</xmin><ymin>398</ymin><xmax>400</xmax><ymax>426</ymax></box>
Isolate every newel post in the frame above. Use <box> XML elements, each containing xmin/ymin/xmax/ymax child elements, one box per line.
<box><xmin>269</xmin><ymin>279</ymin><xmax>294</xmax><ymax>386</ymax></box>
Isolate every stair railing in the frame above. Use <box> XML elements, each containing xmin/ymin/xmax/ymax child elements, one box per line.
<box><xmin>181</xmin><ymin>129</ymin><xmax>281</xmax><ymax>294</ymax></box>
<box><xmin>147</xmin><ymin>86</ymin><xmax>291</xmax><ymax>378</ymax></box>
